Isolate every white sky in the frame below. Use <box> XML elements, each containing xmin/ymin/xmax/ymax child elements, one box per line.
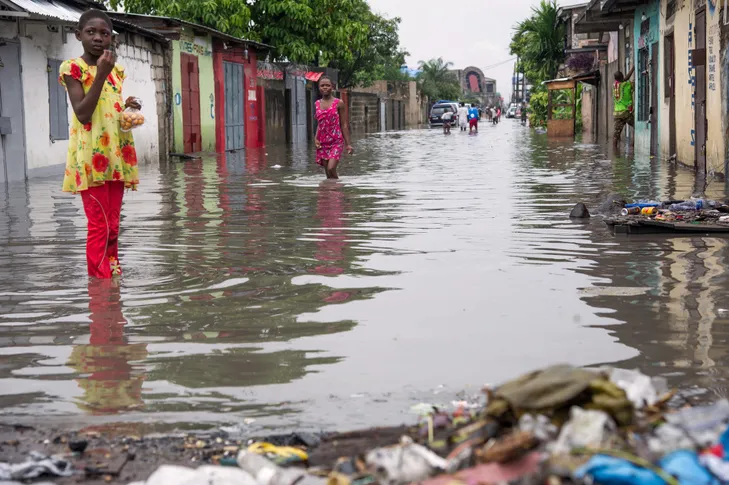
<box><xmin>366</xmin><ymin>0</ymin><xmax>587</xmax><ymax>99</ymax></box>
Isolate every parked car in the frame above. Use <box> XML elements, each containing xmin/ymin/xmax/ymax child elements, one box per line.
<box><xmin>429</xmin><ymin>103</ymin><xmax>459</xmax><ymax>127</ymax></box>
<box><xmin>506</xmin><ymin>106</ymin><xmax>518</xmax><ymax>118</ymax></box>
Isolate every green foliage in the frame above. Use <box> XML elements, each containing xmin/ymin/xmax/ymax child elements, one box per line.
<box><xmin>416</xmin><ymin>58</ymin><xmax>461</xmax><ymax>102</ymax></box>
<box><xmin>108</xmin><ymin>0</ymin><xmax>253</xmax><ymax>38</ymax></box>
<box><xmin>108</xmin><ymin>0</ymin><xmax>407</xmax><ymax>89</ymax></box>
<box><xmin>510</xmin><ymin>0</ymin><xmax>565</xmax><ymax>126</ymax></box>
<box><xmin>527</xmin><ymin>88</ymin><xmax>548</xmax><ymax>128</ymax></box>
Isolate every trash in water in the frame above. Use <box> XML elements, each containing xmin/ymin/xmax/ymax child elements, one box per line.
<box><xmin>364</xmin><ymin>436</ymin><xmax>447</xmax><ymax>485</ymax></box>
<box><xmin>550</xmin><ymin>407</ymin><xmax>617</xmax><ymax>454</ymax></box>
<box><xmin>0</xmin><ymin>451</ymin><xmax>74</xmax><ymax>481</ymax></box>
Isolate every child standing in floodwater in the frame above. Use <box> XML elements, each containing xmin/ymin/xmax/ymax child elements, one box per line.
<box><xmin>59</xmin><ymin>9</ymin><xmax>140</xmax><ymax>278</ymax></box>
<box><xmin>315</xmin><ymin>76</ymin><xmax>353</xmax><ymax>179</ymax></box>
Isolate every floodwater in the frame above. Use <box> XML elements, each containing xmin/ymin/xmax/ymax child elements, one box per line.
<box><xmin>2</xmin><ymin>122</ymin><xmax>729</xmax><ymax>434</ymax></box>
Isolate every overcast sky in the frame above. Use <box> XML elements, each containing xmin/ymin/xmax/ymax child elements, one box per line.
<box><xmin>366</xmin><ymin>0</ymin><xmax>585</xmax><ymax>99</ymax></box>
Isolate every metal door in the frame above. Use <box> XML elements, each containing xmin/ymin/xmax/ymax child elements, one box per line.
<box><xmin>380</xmin><ymin>101</ymin><xmax>386</xmax><ymax>131</ymax></box>
<box><xmin>181</xmin><ymin>53</ymin><xmax>201</xmax><ymax>153</ymax></box>
<box><xmin>223</xmin><ymin>62</ymin><xmax>244</xmax><ymax>151</ymax></box>
<box><xmin>650</xmin><ymin>42</ymin><xmax>659</xmax><ymax>156</ymax></box>
<box><xmin>285</xmin><ymin>74</ymin><xmax>307</xmax><ymax>143</ymax></box>
<box><xmin>0</xmin><ymin>42</ymin><xmax>27</xmax><ymax>183</ymax></box>
<box><xmin>694</xmin><ymin>9</ymin><xmax>707</xmax><ymax>174</ymax></box>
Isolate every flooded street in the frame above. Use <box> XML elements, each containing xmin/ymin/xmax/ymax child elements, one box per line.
<box><xmin>2</xmin><ymin>121</ymin><xmax>729</xmax><ymax>434</ymax></box>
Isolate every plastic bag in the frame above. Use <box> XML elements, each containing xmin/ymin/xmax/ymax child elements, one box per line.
<box><xmin>120</xmin><ymin>97</ymin><xmax>145</xmax><ymax>132</ymax></box>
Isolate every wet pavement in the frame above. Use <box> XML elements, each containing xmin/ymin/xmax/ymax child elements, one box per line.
<box><xmin>1</xmin><ymin>121</ymin><xmax>729</xmax><ymax>435</ymax></box>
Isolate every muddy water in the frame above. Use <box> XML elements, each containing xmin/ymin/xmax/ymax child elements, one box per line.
<box><xmin>2</xmin><ymin>122</ymin><xmax>729</xmax><ymax>434</ymax></box>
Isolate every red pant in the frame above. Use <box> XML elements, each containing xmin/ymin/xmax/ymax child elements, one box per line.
<box><xmin>80</xmin><ymin>182</ymin><xmax>124</xmax><ymax>279</ymax></box>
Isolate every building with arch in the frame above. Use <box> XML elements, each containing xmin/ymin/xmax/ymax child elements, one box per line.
<box><xmin>451</xmin><ymin>66</ymin><xmax>498</xmax><ymax>106</ymax></box>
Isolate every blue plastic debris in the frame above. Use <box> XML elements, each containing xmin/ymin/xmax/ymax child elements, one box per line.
<box><xmin>659</xmin><ymin>450</ymin><xmax>719</xmax><ymax>485</ymax></box>
<box><xmin>574</xmin><ymin>455</ymin><xmax>666</xmax><ymax>485</ymax></box>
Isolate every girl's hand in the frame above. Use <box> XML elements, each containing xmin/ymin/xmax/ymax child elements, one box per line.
<box><xmin>346</xmin><ymin>145</ymin><xmax>354</xmax><ymax>155</ymax></box>
<box><xmin>125</xmin><ymin>97</ymin><xmax>141</xmax><ymax>110</ymax></box>
<box><xmin>315</xmin><ymin>139</ymin><xmax>321</xmax><ymax>149</ymax></box>
<box><xmin>97</xmin><ymin>50</ymin><xmax>116</xmax><ymax>79</ymax></box>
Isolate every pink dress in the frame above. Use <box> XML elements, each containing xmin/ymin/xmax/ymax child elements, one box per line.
<box><xmin>315</xmin><ymin>98</ymin><xmax>344</xmax><ymax>166</ymax></box>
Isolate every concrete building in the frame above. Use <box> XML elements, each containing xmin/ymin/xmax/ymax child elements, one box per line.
<box><xmin>450</xmin><ymin>66</ymin><xmax>498</xmax><ymax>106</ymax></box>
<box><xmin>0</xmin><ymin>0</ymin><xmax>168</xmax><ymax>182</ymax></box>
<box><xmin>108</xmin><ymin>13</ymin><xmax>270</xmax><ymax>155</ymax></box>
<box><xmin>574</xmin><ymin>0</ymin><xmax>728</xmax><ymax>178</ymax></box>
<box><xmin>349</xmin><ymin>80</ymin><xmax>429</xmax><ymax>132</ymax></box>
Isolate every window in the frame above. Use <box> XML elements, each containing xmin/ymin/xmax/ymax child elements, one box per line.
<box><xmin>47</xmin><ymin>59</ymin><xmax>69</xmax><ymax>141</ymax></box>
<box><xmin>486</xmin><ymin>83</ymin><xmax>494</xmax><ymax>93</ymax></box>
<box><xmin>666</xmin><ymin>0</ymin><xmax>677</xmax><ymax>18</ymax></box>
<box><xmin>637</xmin><ymin>48</ymin><xmax>650</xmax><ymax>121</ymax></box>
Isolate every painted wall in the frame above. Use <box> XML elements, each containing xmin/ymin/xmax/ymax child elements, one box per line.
<box><xmin>705</xmin><ymin>0</ymin><xmax>724</xmax><ymax>175</ymax></box>
<box><xmin>634</xmin><ymin>1</ymin><xmax>661</xmax><ymax>155</ymax></box>
<box><xmin>0</xmin><ymin>21</ymin><xmax>161</xmax><ymax>176</ymax></box>
<box><xmin>662</xmin><ymin>0</ymin><xmax>725</xmax><ymax>174</ymax></box>
<box><xmin>171</xmin><ymin>28</ymin><xmax>216</xmax><ymax>153</ymax></box>
<box><xmin>672</xmin><ymin>1</ymin><xmax>695</xmax><ymax>167</ymax></box>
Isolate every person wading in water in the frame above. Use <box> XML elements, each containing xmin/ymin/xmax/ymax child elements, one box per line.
<box><xmin>315</xmin><ymin>76</ymin><xmax>353</xmax><ymax>179</ymax></box>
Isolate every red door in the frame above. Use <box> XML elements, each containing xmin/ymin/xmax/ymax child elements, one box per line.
<box><xmin>181</xmin><ymin>53</ymin><xmax>201</xmax><ymax>153</ymax></box>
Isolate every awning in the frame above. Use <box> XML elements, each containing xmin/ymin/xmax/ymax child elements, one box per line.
<box><xmin>305</xmin><ymin>71</ymin><xmax>323</xmax><ymax>82</ymax></box>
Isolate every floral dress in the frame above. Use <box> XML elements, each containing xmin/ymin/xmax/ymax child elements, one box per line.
<box><xmin>59</xmin><ymin>58</ymin><xmax>138</xmax><ymax>194</ymax></box>
<box><xmin>315</xmin><ymin>98</ymin><xmax>344</xmax><ymax>166</ymax></box>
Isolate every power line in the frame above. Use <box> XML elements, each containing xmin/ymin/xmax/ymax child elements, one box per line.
<box><xmin>482</xmin><ymin>57</ymin><xmax>517</xmax><ymax>70</ymax></box>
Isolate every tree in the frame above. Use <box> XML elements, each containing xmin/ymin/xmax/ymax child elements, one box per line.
<box><xmin>108</xmin><ymin>0</ymin><xmax>252</xmax><ymax>38</ymax></box>
<box><xmin>108</xmin><ymin>0</ymin><xmax>408</xmax><ymax>89</ymax></box>
<box><xmin>510</xmin><ymin>0</ymin><xmax>565</xmax><ymax>126</ymax></box>
<box><xmin>509</xmin><ymin>0</ymin><xmax>564</xmax><ymax>84</ymax></box>
<box><xmin>416</xmin><ymin>58</ymin><xmax>461</xmax><ymax>101</ymax></box>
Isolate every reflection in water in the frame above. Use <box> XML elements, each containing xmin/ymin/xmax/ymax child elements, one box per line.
<box><xmin>1</xmin><ymin>124</ymin><xmax>729</xmax><ymax>431</ymax></box>
<box><xmin>68</xmin><ymin>281</ymin><xmax>147</xmax><ymax>415</ymax></box>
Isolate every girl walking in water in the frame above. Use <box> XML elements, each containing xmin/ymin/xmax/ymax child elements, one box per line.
<box><xmin>315</xmin><ymin>76</ymin><xmax>353</xmax><ymax>179</ymax></box>
<box><xmin>59</xmin><ymin>9</ymin><xmax>140</xmax><ymax>278</ymax></box>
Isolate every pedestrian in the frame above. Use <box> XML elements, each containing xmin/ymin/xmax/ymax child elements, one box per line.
<box><xmin>520</xmin><ymin>102</ymin><xmax>528</xmax><ymax>125</ymax></box>
<box><xmin>315</xmin><ymin>76</ymin><xmax>353</xmax><ymax>179</ymax></box>
<box><xmin>613</xmin><ymin>66</ymin><xmax>635</xmax><ymax>148</ymax></box>
<box><xmin>491</xmin><ymin>107</ymin><xmax>498</xmax><ymax>125</ymax></box>
<box><xmin>496</xmin><ymin>107</ymin><xmax>502</xmax><ymax>123</ymax></box>
<box><xmin>441</xmin><ymin>109</ymin><xmax>454</xmax><ymax>134</ymax></box>
<box><xmin>468</xmin><ymin>105</ymin><xmax>479</xmax><ymax>133</ymax></box>
<box><xmin>59</xmin><ymin>9</ymin><xmax>140</xmax><ymax>279</ymax></box>
<box><xmin>457</xmin><ymin>103</ymin><xmax>469</xmax><ymax>132</ymax></box>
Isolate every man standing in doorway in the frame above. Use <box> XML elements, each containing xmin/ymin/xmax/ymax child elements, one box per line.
<box><xmin>613</xmin><ymin>65</ymin><xmax>635</xmax><ymax>148</ymax></box>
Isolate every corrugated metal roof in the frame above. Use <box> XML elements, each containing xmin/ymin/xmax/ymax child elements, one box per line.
<box><xmin>4</xmin><ymin>0</ymin><xmax>83</xmax><ymax>22</ymax></box>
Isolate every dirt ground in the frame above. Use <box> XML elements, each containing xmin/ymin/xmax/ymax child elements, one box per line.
<box><xmin>0</xmin><ymin>423</ymin><xmax>414</xmax><ymax>484</ymax></box>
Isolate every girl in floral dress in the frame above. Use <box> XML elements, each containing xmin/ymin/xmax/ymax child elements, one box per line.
<box><xmin>315</xmin><ymin>76</ymin><xmax>353</xmax><ymax>179</ymax></box>
<box><xmin>59</xmin><ymin>9</ymin><xmax>140</xmax><ymax>279</ymax></box>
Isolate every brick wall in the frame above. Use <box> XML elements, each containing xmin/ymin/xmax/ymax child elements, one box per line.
<box><xmin>350</xmin><ymin>92</ymin><xmax>380</xmax><ymax>132</ymax></box>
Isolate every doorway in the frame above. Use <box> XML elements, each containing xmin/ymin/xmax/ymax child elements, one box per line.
<box><xmin>665</xmin><ymin>34</ymin><xmax>676</xmax><ymax>157</ymax></box>
<box><xmin>0</xmin><ymin>41</ymin><xmax>27</xmax><ymax>183</ymax></box>
<box><xmin>180</xmin><ymin>53</ymin><xmax>201</xmax><ymax>153</ymax></box>
<box><xmin>223</xmin><ymin>61</ymin><xmax>244</xmax><ymax>151</ymax></box>
<box><xmin>694</xmin><ymin>9</ymin><xmax>707</xmax><ymax>174</ymax></box>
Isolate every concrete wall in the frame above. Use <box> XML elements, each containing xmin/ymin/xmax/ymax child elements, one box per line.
<box><xmin>351</xmin><ymin>80</ymin><xmax>427</xmax><ymax>129</ymax></box>
<box><xmin>171</xmin><ymin>28</ymin><xmax>216</xmax><ymax>153</ymax></box>
<box><xmin>662</xmin><ymin>0</ymin><xmax>725</xmax><ymax>174</ymax></box>
<box><xmin>706</xmin><ymin>0</ymin><xmax>724</xmax><ymax>175</ymax></box>
<box><xmin>350</xmin><ymin>92</ymin><xmax>380</xmax><ymax>132</ymax></box>
<box><xmin>0</xmin><ymin>20</ymin><xmax>163</xmax><ymax>176</ymax></box>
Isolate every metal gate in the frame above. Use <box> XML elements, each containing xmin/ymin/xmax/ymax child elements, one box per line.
<box><xmin>223</xmin><ymin>61</ymin><xmax>245</xmax><ymax>151</ymax></box>
<box><xmin>0</xmin><ymin>41</ymin><xmax>26</xmax><ymax>183</ymax></box>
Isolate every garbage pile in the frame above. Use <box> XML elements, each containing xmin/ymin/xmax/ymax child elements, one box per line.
<box><xmin>608</xmin><ymin>198</ymin><xmax>729</xmax><ymax>225</ymax></box>
<box><xmin>7</xmin><ymin>364</ymin><xmax>729</xmax><ymax>485</ymax></box>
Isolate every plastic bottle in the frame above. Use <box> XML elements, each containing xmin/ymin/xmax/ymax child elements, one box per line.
<box><xmin>669</xmin><ymin>200</ymin><xmax>703</xmax><ymax>211</ymax></box>
<box><xmin>624</xmin><ymin>200</ymin><xmax>661</xmax><ymax>209</ymax></box>
<box><xmin>237</xmin><ymin>450</ymin><xmax>325</xmax><ymax>485</ymax></box>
